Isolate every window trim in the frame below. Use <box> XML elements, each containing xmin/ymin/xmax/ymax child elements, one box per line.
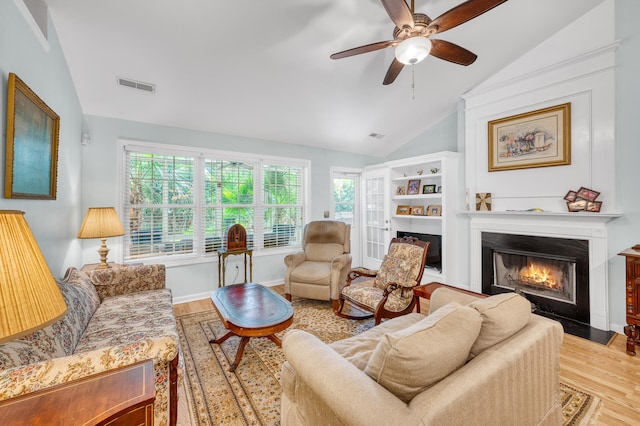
<box><xmin>117</xmin><ymin>139</ymin><xmax>310</xmax><ymax>266</ymax></box>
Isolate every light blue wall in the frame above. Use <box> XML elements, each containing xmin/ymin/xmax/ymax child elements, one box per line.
<box><xmin>384</xmin><ymin>112</ymin><xmax>459</xmax><ymax>161</ymax></box>
<box><xmin>608</xmin><ymin>0</ymin><xmax>640</xmax><ymax>328</ymax></box>
<box><xmin>0</xmin><ymin>1</ymin><xmax>83</xmax><ymax>276</ymax></box>
<box><xmin>81</xmin><ymin>115</ymin><xmax>379</xmax><ymax>299</ymax></box>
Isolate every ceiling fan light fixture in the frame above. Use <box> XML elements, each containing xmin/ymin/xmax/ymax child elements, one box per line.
<box><xmin>394</xmin><ymin>37</ymin><xmax>431</xmax><ymax>65</ymax></box>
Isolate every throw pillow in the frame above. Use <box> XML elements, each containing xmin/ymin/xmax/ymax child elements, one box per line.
<box><xmin>364</xmin><ymin>302</ymin><xmax>482</xmax><ymax>403</ymax></box>
<box><xmin>469</xmin><ymin>292</ymin><xmax>532</xmax><ymax>357</ymax></box>
<box><xmin>373</xmin><ymin>255</ymin><xmax>412</xmax><ymax>290</ymax></box>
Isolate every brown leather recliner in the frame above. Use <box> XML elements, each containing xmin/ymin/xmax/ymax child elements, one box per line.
<box><xmin>284</xmin><ymin>221</ymin><xmax>352</xmax><ymax>310</ymax></box>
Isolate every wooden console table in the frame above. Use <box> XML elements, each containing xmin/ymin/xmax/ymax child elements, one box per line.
<box><xmin>619</xmin><ymin>247</ymin><xmax>640</xmax><ymax>355</ymax></box>
<box><xmin>217</xmin><ymin>248</ymin><xmax>253</xmax><ymax>287</ymax></box>
<box><xmin>0</xmin><ymin>360</ymin><xmax>155</xmax><ymax>425</ymax></box>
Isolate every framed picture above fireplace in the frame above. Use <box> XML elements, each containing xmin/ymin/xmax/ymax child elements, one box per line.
<box><xmin>488</xmin><ymin>103</ymin><xmax>571</xmax><ymax>172</ymax></box>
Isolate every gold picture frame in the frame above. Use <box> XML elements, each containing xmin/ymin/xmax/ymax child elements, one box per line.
<box><xmin>410</xmin><ymin>206</ymin><xmax>424</xmax><ymax>216</ymax></box>
<box><xmin>488</xmin><ymin>103</ymin><xmax>571</xmax><ymax>172</ymax></box>
<box><xmin>396</xmin><ymin>205</ymin><xmax>411</xmax><ymax>215</ymax></box>
<box><xmin>426</xmin><ymin>205</ymin><xmax>442</xmax><ymax>216</ymax></box>
<box><xmin>5</xmin><ymin>73</ymin><xmax>60</xmax><ymax>199</ymax></box>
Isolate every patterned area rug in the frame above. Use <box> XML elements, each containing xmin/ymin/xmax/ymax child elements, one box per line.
<box><xmin>176</xmin><ymin>299</ymin><xmax>600</xmax><ymax>425</ymax></box>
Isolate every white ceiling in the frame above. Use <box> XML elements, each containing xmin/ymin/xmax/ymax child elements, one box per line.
<box><xmin>44</xmin><ymin>0</ymin><xmax>604</xmax><ymax>157</ymax></box>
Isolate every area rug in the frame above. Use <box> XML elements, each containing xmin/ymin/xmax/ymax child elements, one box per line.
<box><xmin>176</xmin><ymin>299</ymin><xmax>600</xmax><ymax>425</ymax></box>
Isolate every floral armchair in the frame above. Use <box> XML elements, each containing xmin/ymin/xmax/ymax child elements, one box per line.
<box><xmin>336</xmin><ymin>236</ymin><xmax>429</xmax><ymax>325</ymax></box>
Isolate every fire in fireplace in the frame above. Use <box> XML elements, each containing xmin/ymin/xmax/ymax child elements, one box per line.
<box><xmin>482</xmin><ymin>232</ymin><xmax>589</xmax><ymax>324</ymax></box>
<box><xmin>492</xmin><ymin>250</ymin><xmax>576</xmax><ymax>304</ymax></box>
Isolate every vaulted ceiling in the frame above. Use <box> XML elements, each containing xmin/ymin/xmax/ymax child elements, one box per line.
<box><xmin>45</xmin><ymin>0</ymin><xmax>604</xmax><ymax>157</ymax></box>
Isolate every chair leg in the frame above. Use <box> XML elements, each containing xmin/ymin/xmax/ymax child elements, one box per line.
<box><xmin>284</xmin><ymin>293</ymin><xmax>291</xmax><ymax>301</ymax></box>
<box><xmin>169</xmin><ymin>353</ymin><xmax>179</xmax><ymax>426</ymax></box>
<box><xmin>332</xmin><ymin>299</ymin><xmax>339</xmax><ymax>312</ymax></box>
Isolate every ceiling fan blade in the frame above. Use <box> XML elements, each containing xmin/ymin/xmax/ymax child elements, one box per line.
<box><xmin>428</xmin><ymin>0</ymin><xmax>508</xmax><ymax>34</ymax></box>
<box><xmin>381</xmin><ymin>0</ymin><xmax>414</xmax><ymax>29</ymax></box>
<box><xmin>330</xmin><ymin>40</ymin><xmax>397</xmax><ymax>60</ymax></box>
<box><xmin>429</xmin><ymin>39</ymin><xmax>477</xmax><ymax>66</ymax></box>
<box><xmin>383</xmin><ymin>58</ymin><xmax>405</xmax><ymax>85</ymax></box>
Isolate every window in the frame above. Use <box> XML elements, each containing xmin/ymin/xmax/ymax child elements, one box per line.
<box><xmin>121</xmin><ymin>141</ymin><xmax>308</xmax><ymax>263</ymax></box>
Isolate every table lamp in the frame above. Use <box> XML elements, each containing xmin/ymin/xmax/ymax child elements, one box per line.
<box><xmin>0</xmin><ymin>210</ymin><xmax>67</xmax><ymax>343</ymax></box>
<box><xmin>77</xmin><ymin>207</ymin><xmax>125</xmax><ymax>269</ymax></box>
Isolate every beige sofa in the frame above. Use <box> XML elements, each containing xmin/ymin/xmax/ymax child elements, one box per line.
<box><xmin>281</xmin><ymin>287</ymin><xmax>564</xmax><ymax>426</ymax></box>
<box><xmin>0</xmin><ymin>265</ymin><xmax>181</xmax><ymax>426</ymax></box>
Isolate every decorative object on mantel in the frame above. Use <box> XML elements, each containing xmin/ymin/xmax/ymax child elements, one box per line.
<box><xmin>476</xmin><ymin>192</ymin><xmax>492</xmax><ymax>211</ymax></box>
<box><xmin>430</xmin><ymin>167</ymin><xmax>439</xmax><ymax>174</ymax></box>
<box><xmin>488</xmin><ymin>103</ymin><xmax>571</xmax><ymax>172</ymax></box>
<box><xmin>416</xmin><ymin>170</ymin><xmax>423</xmax><ymax>175</ymax></box>
<box><xmin>564</xmin><ymin>186</ymin><xmax>602</xmax><ymax>212</ymax></box>
<box><xmin>506</xmin><ymin>208</ymin><xmax>545</xmax><ymax>213</ymax></box>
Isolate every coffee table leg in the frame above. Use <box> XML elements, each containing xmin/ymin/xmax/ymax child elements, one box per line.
<box><xmin>229</xmin><ymin>336</ymin><xmax>250</xmax><ymax>372</ymax></box>
<box><xmin>266</xmin><ymin>334</ymin><xmax>282</xmax><ymax>347</ymax></box>
<box><xmin>210</xmin><ymin>331</ymin><xmax>234</xmax><ymax>345</ymax></box>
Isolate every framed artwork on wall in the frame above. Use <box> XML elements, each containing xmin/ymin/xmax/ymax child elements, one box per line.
<box><xmin>4</xmin><ymin>73</ymin><xmax>59</xmax><ymax>199</ymax></box>
<box><xmin>488</xmin><ymin>103</ymin><xmax>571</xmax><ymax>172</ymax></box>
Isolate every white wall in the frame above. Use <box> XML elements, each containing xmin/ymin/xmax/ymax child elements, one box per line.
<box><xmin>0</xmin><ymin>1</ymin><xmax>84</xmax><ymax>276</ymax></box>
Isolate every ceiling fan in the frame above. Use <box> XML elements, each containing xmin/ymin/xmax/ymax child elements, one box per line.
<box><xmin>330</xmin><ymin>0</ymin><xmax>509</xmax><ymax>85</ymax></box>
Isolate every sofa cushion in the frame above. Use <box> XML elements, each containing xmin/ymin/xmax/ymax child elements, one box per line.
<box><xmin>0</xmin><ymin>271</ymin><xmax>100</xmax><ymax>368</ymax></box>
<box><xmin>469</xmin><ymin>292</ymin><xmax>532</xmax><ymax>357</ymax></box>
<box><xmin>364</xmin><ymin>302</ymin><xmax>482</xmax><ymax>403</ymax></box>
<box><xmin>374</xmin><ymin>255</ymin><xmax>412</xmax><ymax>290</ymax></box>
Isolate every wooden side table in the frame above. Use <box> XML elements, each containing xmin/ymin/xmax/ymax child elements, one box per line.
<box><xmin>619</xmin><ymin>247</ymin><xmax>640</xmax><ymax>356</ymax></box>
<box><xmin>81</xmin><ymin>262</ymin><xmax>126</xmax><ymax>272</ymax></box>
<box><xmin>413</xmin><ymin>282</ymin><xmax>487</xmax><ymax>313</ymax></box>
<box><xmin>217</xmin><ymin>248</ymin><xmax>253</xmax><ymax>287</ymax></box>
<box><xmin>0</xmin><ymin>360</ymin><xmax>155</xmax><ymax>425</ymax></box>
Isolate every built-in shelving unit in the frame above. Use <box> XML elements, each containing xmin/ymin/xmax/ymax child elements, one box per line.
<box><xmin>385</xmin><ymin>152</ymin><xmax>460</xmax><ymax>284</ymax></box>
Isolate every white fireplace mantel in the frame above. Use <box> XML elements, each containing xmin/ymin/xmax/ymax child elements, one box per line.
<box><xmin>467</xmin><ymin>211</ymin><xmax>620</xmax><ymax>331</ymax></box>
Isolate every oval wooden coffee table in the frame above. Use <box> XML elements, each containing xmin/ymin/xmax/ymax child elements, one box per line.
<box><xmin>210</xmin><ymin>282</ymin><xmax>294</xmax><ymax>372</ymax></box>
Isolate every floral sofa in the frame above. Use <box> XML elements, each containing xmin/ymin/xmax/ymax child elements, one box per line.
<box><xmin>0</xmin><ymin>264</ymin><xmax>181</xmax><ymax>426</ymax></box>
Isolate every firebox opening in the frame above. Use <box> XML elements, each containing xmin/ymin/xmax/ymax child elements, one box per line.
<box><xmin>493</xmin><ymin>249</ymin><xmax>577</xmax><ymax>305</ymax></box>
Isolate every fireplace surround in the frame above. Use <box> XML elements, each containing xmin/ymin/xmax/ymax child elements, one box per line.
<box><xmin>468</xmin><ymin>212</ymin><xmax>619</xmax><ymax>331</ymax></box>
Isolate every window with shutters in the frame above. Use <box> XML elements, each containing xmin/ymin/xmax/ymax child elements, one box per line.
<box><xmin>121</xmin><ymin>140</ymin><xmax>308</xmax><ymax>263</ymax></box>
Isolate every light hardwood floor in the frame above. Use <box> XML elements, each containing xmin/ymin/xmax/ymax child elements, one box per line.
<box><xmin>174</xmin><ymin>288</ymin><xmax>640</xmax><ymax>425</ymax></box>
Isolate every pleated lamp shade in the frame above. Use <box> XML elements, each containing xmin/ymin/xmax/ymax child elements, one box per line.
<box><xmin>0</xmin><ymin>210</ymin><xmax>67</xmax><ymax>343</ymax></box>
<box><xmin>77</xmin><ymin>207</ymin><xmax>125</xmax><ymax>269</ymax></box>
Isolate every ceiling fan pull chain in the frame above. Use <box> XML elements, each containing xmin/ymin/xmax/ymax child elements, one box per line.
<box><xmin>412</xmin><ymin>67</ymin><xmax>416</xmax><ymax>100</ymax></box>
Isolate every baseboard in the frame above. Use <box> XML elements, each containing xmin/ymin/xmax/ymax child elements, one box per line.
<box><xmin>172</xmin><ymin>280</ymin><xmax>283</xmax><ymax>305</ymax></box>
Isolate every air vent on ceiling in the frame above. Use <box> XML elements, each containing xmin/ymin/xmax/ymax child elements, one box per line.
<box><xmin>369</xmin><ymin>133</ymin><xmax>385</xmax><ymax>139</ymax></box>
<box><xmin>117</xmin><ymin>77</ymin><xmax>156</xmax><ymax>93</ymax></box>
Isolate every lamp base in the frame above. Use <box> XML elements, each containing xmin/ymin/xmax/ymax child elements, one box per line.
<box><xmin>96</xmin><ymin>238</ymin><xmax>111</xmax><ymax>269</ymax></box>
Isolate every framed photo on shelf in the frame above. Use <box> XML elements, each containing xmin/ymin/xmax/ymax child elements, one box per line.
<box><xmin>396</xmin><ymin>185</ymin><xmax>406</xmax><ymax>195</ymax></box>
<box><xmin>564</xmin><ymin>190</ymin><xmax>578</xmax><ymax>202</ymax></box>
<box><xmin>576</xmin><ymin>186</ymin><xmax>600</xmax><ymax>202</ymax></box>
<box><xmin>488</xmin><ymin>102</ymin><xmax>571</xmax><ymax>172</ymax></box>
<box><xmin>396</xmin><ymin>205</ymin><xmax>411</xmax><ymax>215</ymax></box>
<box><xmin>437</xmin><ymin>185</ymin><xmax>442</xmax><ymax>193</ymax></box>
<box><xmin>407</xmin><ymin>179</ymin><xmax>421</xmax><ymax>195</ymax></box>
<box><xmin>426</xmin><ymin>205</ymin><xmax>442</xmax><ymax>216</ymax></box>
<box><xmin>567</xmin><ymin>199</ymin><xmax>587</xmax><ymax>212</ymax></box>
<box><xmin>422</xmin><ymin>184</ymin><xmax>436</xmax><ymax>194</ymax></box>
<box><xmin>586</xmin><ymin>201</ymin><xmax>602</xmax><ymax>212</ymax></box>
<box><xmin>410</xmin><ymin>206</ymin><xmax>424</xmax><ymax>216</ymax></box>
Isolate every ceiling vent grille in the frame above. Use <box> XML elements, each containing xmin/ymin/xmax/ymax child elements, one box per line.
<box><xmin>117</xmin><ymin>77</ymin><xmax>156</xmax><ymax>93</ymax></box>
<box><xmin>369</xmin><ymin>133</ymin><xmax>385</xmax><ymax>139</ymax></box>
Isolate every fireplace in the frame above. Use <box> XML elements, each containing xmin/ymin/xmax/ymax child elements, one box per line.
<box><xmin>482</xmin><ymin>232</ymin><xmax>589</xmax><ymax>324</ymax></box>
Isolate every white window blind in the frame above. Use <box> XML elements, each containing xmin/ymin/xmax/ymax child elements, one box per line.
<box><xmin>121</xmin><ymin>141</ymin><xmax>308</xmax><ymax>263</ymax></box>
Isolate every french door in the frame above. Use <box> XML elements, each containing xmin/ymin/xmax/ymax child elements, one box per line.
<box><xmin>361</xmin><ymin>166</ymin><xmax>390</xmax><ymax>269</ymax></box>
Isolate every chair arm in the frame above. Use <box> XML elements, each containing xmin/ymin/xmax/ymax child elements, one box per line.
<box><xmin>282</xmin><ymin>330</ymin><xmax>420</xmax><ymax>426</ymax></box>
<box><xmin>283</xmin><ymin>251</ymin><xmax>306</xmax><ymax>268</ymax></box>
<box><xmin>345</xmin><ymin>267</ymin><xmax>378</xmax><ymax>285</ymax></box>
<box><xmin>330</xmin><ymin>253</ymin><xmax>352</xmax><ymax>271</ymax></box>
<box><xmin>85</xmin><ymin>264</ymin><xmax>166</xmax><ymax>301</ymax></box>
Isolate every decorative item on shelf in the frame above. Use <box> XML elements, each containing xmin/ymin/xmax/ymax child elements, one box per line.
<box><xmin>430</xmin><ymin>167</ymin><xmax>439</xmax><ymax>174</ymax></box>
<box><xmin>407</xmin><ymin>179</ymin><xmax>421</xmax><ymax>195</ymax></box>
<box><xmin>422</xmin><ymin>184</ymin><xmax>436</xmax><ymax>194</ymax></box>
<box><xmin>488</xmin><ymin>102</ymin><xmax>571</xmax><ymax>172</ymax></box>
<box><xmin>224</xmin><ymin>223</ymin><xmax>247</xmax><ymax>251</ymax></box>
<box><xmin>396</xmin><ymin>185</ymin><xmax>406</xmax><ymax>195</ymax></box>
<box><xmin>426</xmin><ymin>205</ymin><xmax>442</xmax><ymax>216</ymax></box>
<box><xmin>0</xmin><ymin>210</ymin><xmax>67</xmax><ymax>343</ymax></box>
<box><xmin>416</xmin><ymin>170</ymin><xmax>423</xmax><ymax>175</ymax></box>
<box><xmin>396</xmin><ymin>205</ymin><xmax>411</xmax><ymax>215</ymax></box>
<box><xmin>564</xmin><ymin>186</ymin><xmax>601</xmax><ymax>212</ymax></box>
<box><xmin>476</xmin><ymin>193</ymin><xmax>492</xmax><ymax>211</ymax></box>
<box><xmin>410</xmin><ymin>206</ymin><xmax>424</xmax><ymax>216</ymax></box>
<box><xmin>437</xmin><ymin>185</ymin><xmax>442</xmax><ymax>193</ymax></box>
<box><xmin>77</xmin><ymin>207</ymin><xmax>125</xmax><ymax>269</ymax></box>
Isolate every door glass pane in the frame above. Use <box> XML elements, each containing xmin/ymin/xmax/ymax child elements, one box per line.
<box><xmin>333</xmin><ymin>177</ymin><xmax>355</xmax><ymax>225</ymax></box>
<box><xmin>364</xmin><ymin>176</ymin><xmax>385</xmax><ymax>261</ymax></box>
